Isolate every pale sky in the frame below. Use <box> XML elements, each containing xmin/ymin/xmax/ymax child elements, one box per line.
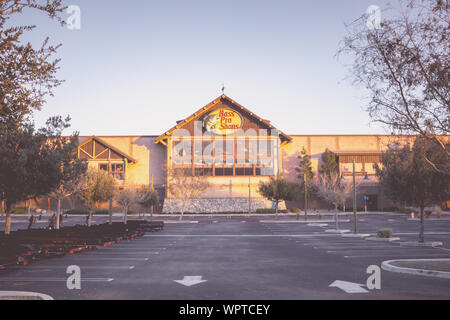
<box><xmin>11</xmin><ymin>0</ymin><xmax>395</xmax><ymax>136</ymax></box>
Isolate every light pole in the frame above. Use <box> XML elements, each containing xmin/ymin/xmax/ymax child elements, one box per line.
<box><xmin>248</xmin><ymin>177</ymin><xmax>251</xmax><ymax>214</ymax></box>
<box><xmin>353</xmin><ymin>160</ymin><xmax>358</xmax><ymax>234</ymax></box>
<box><xmin>304</xmin><ymin>173</ymin><xmax>308</xmax><ymax>221</ymax></box>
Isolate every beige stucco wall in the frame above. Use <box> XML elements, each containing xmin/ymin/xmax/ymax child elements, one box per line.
<box><xmin>281</xmin><ymin>135</ymin><xmax>412</xmax><ymax>183</ymax></box>
<box><xmin>79</xmin><ymin>134</ymin><xmax>416</xmax><ymax>210</ymax></box>
<box><xmin>86</xmin><ymin>135</ymin><xmax>409</xmax><ymax>199</ymax></box>
<box><xmin>82</xmin><ymin>136</ymin><xmax>166</xmax><ymax>187</ymax></box>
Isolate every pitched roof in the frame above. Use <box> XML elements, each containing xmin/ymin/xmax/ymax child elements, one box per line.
<box><xmin>155</xmin><ymin>95</ymin><xmax>292</xmax><ymax>145</ymax></box>
<box><xmin>79</xmin><ymin>136</ymin><xmax>137</xmax><ymax>163</ymax></box>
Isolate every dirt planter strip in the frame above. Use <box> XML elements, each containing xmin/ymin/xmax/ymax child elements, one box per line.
<box><xmin>382</xmin><ymin>259</ymin><xmax>450</xmax><ymax>279</ymax></box>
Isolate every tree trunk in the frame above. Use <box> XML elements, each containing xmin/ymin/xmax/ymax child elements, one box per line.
<box><xmin>335</xmin><ymin>204</ymin><xmax>339</xmax><ymax>230</ymax></box>
<box><xmin>150</xmin><ymin>205</ymin><xmax>154</xmax><ymax>222</ymax></box>
<box><xmin>88</xmin><ymin>209</ymin><xmax>93</xmax><ymax>227</ymax></box>
<box><xmin>275</xmin><ymin>200</ymin><xmax>279</xmax><ymax>214</ymax></box>
<box><xmin>180</xmin><ymin>201</ymin><xmax>187</xmax><ymax>221</ymax></box>
<box><xmin>109</xmin><ymin>199</ymin><xmax>113</xmax><ymax>225</ymax></box>
<box><xmin>419</xmin><ymin>205</ymin><xmax>425</xmax><ymax>243</ymax></box>
<box><xmin>124</xmin><ymin>207</ymin><xmax>128</xmax><ymax>225</ymax></box>
<box><xmin>5</xmin><ymin>201</ymin><xmax>12</xmax><ymax>235</ymax></box>
<box><xmin>56</xmin><ymin>198</ymin><xmax>61</xmax><ymax>230</ymax></box>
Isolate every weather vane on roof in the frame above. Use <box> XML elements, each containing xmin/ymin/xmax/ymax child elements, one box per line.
<box><xmin>221</xmin><ymin>82</ymin><xmax>225</xmax><ymax>95</ymax></box>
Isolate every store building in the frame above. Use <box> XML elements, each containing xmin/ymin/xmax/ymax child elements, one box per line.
<box><xmin>75</xmin><ymin>94</ymin><xmax>409</xmax><ymax>213</ymax></box>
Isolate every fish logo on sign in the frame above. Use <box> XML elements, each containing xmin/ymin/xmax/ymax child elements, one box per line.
<box><xmin>203</xmin><ymin>109</ymin><xmax>243</xmax><ymax>136</ymax></box>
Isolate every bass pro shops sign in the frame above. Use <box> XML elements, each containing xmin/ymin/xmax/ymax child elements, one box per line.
<box><xmin>203</xmin><ymin>109</ymin><xmax>243</xmax><ymax>136</ymax></box>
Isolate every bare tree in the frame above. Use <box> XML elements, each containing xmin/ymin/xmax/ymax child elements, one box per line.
<box><xmin>115</xmin><ymin>185</ymin><xmax>138</xmax><ymax>225</ymax></box>
<box><xmin>135</xmin><ymin>185</ymin><xmax>159</xmax><ymax>222</ymax></box>
<box><xmin>338</xmin><ymin>0</ymin><xmax>449</xmax><ymax>173</ymax></box>
<box><xmin>314</xmin><ymin>172</ymin><xmax>353</xmax><ymax>230</ymax></box>
<box><xmin>168</xmin><ymin>168</ymin><xmax>210</xmax><ymax>221</ymax></box>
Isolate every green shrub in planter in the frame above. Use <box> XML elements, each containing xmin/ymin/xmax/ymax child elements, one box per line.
<box><xmin>255</xmin><ymin>208</ymin><xmax>288</xmax><ymax>214</ymax></box>
<box><xmin>377</xmin><ymin>229</ymin><xmax>393</xmax><ymax>239</ymax></box>
<box><xmin>290</xmin><ymin>207</ymin><xmax>301</xmax><ymax>213</ymax></box>
<box><xmin>425</xmin><ymin>210</ymin><xmax>433</xmax><ymax>218</ymax></box>
<box><xmin>11</xmin><ymin>207</ymin><xmax>26</xmax><ymax>214</ymax></box>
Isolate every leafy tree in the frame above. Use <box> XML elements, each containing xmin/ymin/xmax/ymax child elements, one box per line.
<box><xmin>295</xmin><ymin>148</ymin><xmax>314</xmax><ymax>219</ymax></box>
<box><xmin>78</xmin><ymin>168</ymin><xmax>116</xmax><ymax>227</ymax></box>
<box><xmin>0</xmin><ymin>117</ymin><xmax>79</xmax><ymax>234</ymax></box>
<box><xmin>0</xmin><ymin>1</ymin><xmax>66</xmax><ymax>132</ymax></box>
<box><xmin>320</xmin><ymin>149</ymin><xmax>339</xmax><ymax>178</ymax></box>
<box><xmin>136</xmin><ymin>185</ymin><xmax>160</xmax><ymax>222</ymax></box>
<box><xmin>46</xmin><ymin>118</ymin><xmax>87</xmax><ymax>229</ymax></box>
<box><xmin>375</xmin><ymin>137</ymin><xmax>449</xmax><ymax>243</ymax></box>
<box><xmin>168</xmin><ymin>168</ymin><xmax>210</xmax><ymax>221</ymax></box>
<box><xmin>258</xmin><ymin>175</ymin><xmax>299</xmax><ymax>214</ymax></box>
<box><xmin>338</xmin><ymin>0</ymin><xmax>449</xmax><ymax>172</ymax></box>
<box><xmin>313</xmin><ymin>172</ymin><xmax>353</xmax><ymax>230</ymax></box>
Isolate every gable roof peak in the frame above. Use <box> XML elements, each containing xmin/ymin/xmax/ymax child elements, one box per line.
<box><xmin>155</xmin><ymin>94</ymin><xmax>292</xmax><ymax>144</ymax></box>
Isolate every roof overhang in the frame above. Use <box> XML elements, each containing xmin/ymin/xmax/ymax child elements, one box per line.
<box><xmin>79</xmin><ymin>136</ymin><xmax>137</xmax><ymax>163</ymax></box>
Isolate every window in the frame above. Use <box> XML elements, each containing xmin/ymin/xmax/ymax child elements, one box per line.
<box><xmin>172</xmin><ymin>137</ymin><xmax>279</xmax><ymax>177</ymax></box>
<box><xmin>99</xmin><ymin>163</ymin><xmax>125</xmax><ymax>180</ymax></box>
<box><xmin>111</xmin><ymin>164</ymin><xmax>125</xmax><ymax>180</ymax></box>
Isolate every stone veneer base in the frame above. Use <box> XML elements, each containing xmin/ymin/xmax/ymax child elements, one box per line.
<box><xmin>162</xmin><ymin>198</ymin><xmax>287</xmax><ymax>214</ymax></box>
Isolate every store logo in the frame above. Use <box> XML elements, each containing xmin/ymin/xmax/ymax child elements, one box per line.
<box><xmin>203</xmin><ymin>109</ymin><xmax>243</xmax><ymax>136</ymax></box>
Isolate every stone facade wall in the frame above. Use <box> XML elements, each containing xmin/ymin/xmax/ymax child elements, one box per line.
<box><xmin>162</xmin><ymin>198</ymin><xmax>287</xmax><ymax>214</ymax></box>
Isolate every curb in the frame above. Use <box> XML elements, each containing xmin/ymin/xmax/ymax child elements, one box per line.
<box><xmin>0</xmin><ymin>291</ymin><xmax>54</xmax><ymax>300</ymax></box>
<box><xmin>163</xmin><ymin>221</ymin><xmax>199</xmax><ymax>224</ymax></box>
<box><xmin>400</xmin><ymin>241</ymin><xmax>443</xmax><ymax>247</ymax></box>
<box><xmin>382</xmin><ymin>259</ymin><xmax>450</xmax><ymax>279</ymax></box>
<box><xmin>325</xmin><ymin>229</ymin><xmax>351</xmax><ymax>234</ymax></box>
<box><xmin>260</xmin><ymin>220</ymin><xmax>350</xmax><ymax>224</ymax></box>
<box><xmin>307</xmin><ymin>223</ymin><xmax>329</xmax><ymax>227</ymax></box>
<box><xmin>341</xmin><ymin>233</ymin><xmax>371</xmax><ymax>238</ymax></box>
<box><xmin>366</xmin><ymin>237</ymin><xmax>400</xmax><ymax>242</ymax></box>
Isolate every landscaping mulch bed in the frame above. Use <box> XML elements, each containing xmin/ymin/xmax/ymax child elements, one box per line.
<box><xmin>0</xmin><ymin>221</ymin><xmax>164</xmax><ymax>270</ymax></box>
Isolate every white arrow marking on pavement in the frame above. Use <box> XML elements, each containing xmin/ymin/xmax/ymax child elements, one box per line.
<box><xmin>174</xmin><ymin>276</ymin><xmax>208</xmax><ymax>287</ymax></box>
<box><xmin>329</xmin><ymin>280</ymin><xmax>369</xmax><ymax>293</ymax></box>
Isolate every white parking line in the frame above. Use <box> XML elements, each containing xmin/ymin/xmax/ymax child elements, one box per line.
<box><xmin>0</xmin><ymin>278</ymin><xmax>114</xmax><ymax>282</ymax></box>
<box><xmin>344</xmin><ymin>253</ymin><xmax>450</xmax><ymax>259</ymax></box>
<box><xmin>314</xmin><ymin>246</ymin><xmax>398</xmax><ymax>250</ymax></box>
<box><xmin>24</xmin><ymin>266</ymin><xmax>135</xmax><ymax>270</ymax></box>
<box><xmin>144</xmin><ymin>234</ymin><xmax>340</xmax><ymax>238</ymax></box>
<box><xmin>83</xmin><ymin>252</ymin><xmax>159</xmax><ymax>255</ymax></box>
<box><xmin>69</xmin><ymin>258</ymin><xmax>150</xmax><ymax>261</ymax></box>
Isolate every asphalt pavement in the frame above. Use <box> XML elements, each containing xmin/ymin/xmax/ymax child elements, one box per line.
<box><xmin>0</xmin><ymin>213</ymin><xmax>449</xmax><ymax>300</ymax></box>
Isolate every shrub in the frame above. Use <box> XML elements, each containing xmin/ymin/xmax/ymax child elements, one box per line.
<box><xmin>256</xmin><ymin>208</ymin><xmax>289</xmax><ymax>214</ymax></box>
<box><xmin>65</xmin><ymin>209</ymin><xmax>110</xmax><ymax>215</ymax></box>
<box><xmin>290</xmin><ymin>207</ymin><xmax>301</xmax><ymax>213</ymax></box>
<box><xmin>377</xmin><ymin>229</ymin><xmax>393</xmax><ymax>239</ymax></box>
<box><xmin>425</xmin><ymin>210</ymin><xmax>433</xmax><ymax>218</ymax></box>
<box><xmin>11</xmin><ymin>207</ymin><xmax>26</xmax><ymax>214</ymax></box>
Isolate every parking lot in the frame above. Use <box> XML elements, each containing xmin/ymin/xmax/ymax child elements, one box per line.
<box><xmin>0</xmin><ymin>213</ymin><xmax>449</xmax><ymax>300</ymax></box>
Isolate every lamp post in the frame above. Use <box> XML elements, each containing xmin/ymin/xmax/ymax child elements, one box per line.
<box><xmin>304</xmin><ymin>173</ymin><xmax>308</xmax><ymax>221</ymax></box>
<box><xmin>353</xmin><ymin>160</ymin><xmax>358</xmax><ymax>234</ymax></box>
<box><xmin>248</xmin><ymin>177</ymin><xmax>251</xmax><ymax>214</ymax></box>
